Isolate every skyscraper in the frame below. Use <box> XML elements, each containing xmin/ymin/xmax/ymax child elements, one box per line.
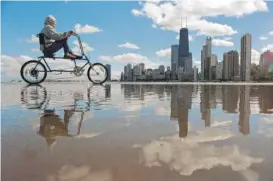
<box><xmin>240</xmin><ymin>33</ymin><xmax>252</xmax><ymax>81</ymax></box>
<box><xmin>178</xmin><ymin>28</ymin><xmax>189</xmax><ymax>58</ymax></box>
<box><xmin>201</xmin><ymin>49</ymin><xmax>204</xmax><ymax>80</ymax></box>
<box><xmin>201</xmin><ymin>37</ymin><xmax>212</xmax><ymax>81</ymax></box>
<box><xmin>206</xmin><ymin>37</ymin><xmax>212</xmax><ymax>57</ymax></box>
<box><xmin>106</xmin><ymin>64</ymin><xmax>111</xmax><ymax>81</ymax></box>
<box><xmin>159</xmin><ymin>65</ymin><xmax>165</xmax><ymax>74</ymax></box>
<box><xmin>210</xmin><ymin>54</ymin><xmax>218</xmax><ymax>66</ymax></box>
<box><xmin>223</xmin><ymin>53</ymin><xmax>229</xmax><ymax>80</ymax></box>
<box><xmin>216</xmin><ymin>62</ymin><xmax>223</xmax><ymax>80</ymax></box>
<box><xmin>178</xmin><ymin>27</ymin><xmax>191</xmax><ymax>69</ymax></box>
<box><xmin>259</xmin><ymin>50</ymin><xmax>273</xmax><ymax>75</ymax></box>
<box><xmin>171</xmin><ymin>45</ymin><xmax>179</xmax><ymax>79</ymax></box>
<box><xmin>228</xmin><ymin>50</ymin><xmax>239</xmax><ymax>79</ymax></box>
<box><xmin>139</xmin><ymin>63</ymin><xmax>145</xmax><ymax>75</ymax></box>
<box><xmin>204</xmin><ymin>57</ymin><xmax>211</xmax><ymax>80</ymax></box>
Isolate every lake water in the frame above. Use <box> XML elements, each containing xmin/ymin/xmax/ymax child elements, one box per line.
<box><xmin>1</xmin><ymin>83</ymin><xmax>273</xmax><ymax>181</ymax></box>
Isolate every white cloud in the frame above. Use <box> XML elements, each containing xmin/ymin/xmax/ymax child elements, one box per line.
<box><xmin>72</xmin><ymin>40</ymin><xmax>94</xmax><ymax>54</ymax></box>
<box><xmin>118</xmin><ymin>42</ymin><xmax>140</xmax><ymax>49</ymax></box>
<box><xmin>99</xmin><ymin>53</ymin><xmax>168</xmax><ymax>69</ymax></box>
<box><xmin>26</xmin><ymin>34</ymin><xmax>39</xmax><ymax>43</ymax></box>
<box><xmin>259</xmin><ymin>36</ymin><xmax>268</xmax><ymax>40</ymax></box>
<box><xmin>111</xmin><ymin>70</ymin><xmax>122</xmax><ymax>80</ymax></box>
<box><xmin>131</xmin><ymin>9</ymin><xmax>145</xmax><ymax>16</ymax></box>
<box><xmin>193</xmin><ymin>60</ymin><xmax>201</xmax><ymax>70</ymax></box>
<box><xmin>156</xmin><ymin>48</ymin><xmax>171</xmax><ymax>57</ymax></box>
<box><xmin>212</xmin><ymin>39</ymin><xmax>234</xmax><ymax>47</ymax></box>
<box><xmin>251</xmin><ymin>49</ymin><xmax>261</xmax><ymax>64</ymax></box>
<box><xmin>31</xmin><ymin>48</ymin><xmax>40</xmax><ymax>52</ymax></box>
<box><xmin>189</xmin><ymin>35</ymin><xmax>194</xmax><ymax>41</ymax></box>
<box><xmin>249</xmin><ymin>47</ymin><xmax>272</xmax><ymax>65</ymax></box>
<box><xmin>152</xmin><ymin>24</ymin><xmax>157</xmax><ymax>28</ymax></box>
<box><xmin>1</xmin><ymin>55</ymin><xmax>32</xmax><ymax>80</ymax></box>
<box><xmin>74</xmin><ymin>23</ymin><xmax>102</xmax><ymax>34</ymax></box>
<box><xmin>132</xmin><ymin>0</ymin><xmax>268</xmax><ymax>37</ymax></box>
<box><xmin>268</xmin><ymin>31</ymin><xmax>273</xmax><ymax>36</ymax></box>
<box><xmin>224</xmin><ymin>37</ymin><xmax>232</xmax><ymax>41</ymax></box>
<box><xmin>176</xmin><ymin>34</ymin><xmax>194</xmax><ymax>41</ymax></box>
<box><xmin>260</xmin><ymin>44</ymin><xmax>273</xmax><ymax>52</ymax></box>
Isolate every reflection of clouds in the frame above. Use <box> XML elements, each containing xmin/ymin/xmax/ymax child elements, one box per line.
<box><xmin>210</xmin><ymin>120</ymin><xmax>232</xmax><ymax>128</ymax></box>
<box><xmin>250</xmin><ymin>103</ymin><xmax>260</xmax><ymax>114</ymax></box>
<box><xmin>155</xmin><ymin>106</ymin><xmax>170</xmax><ymax>116</ymax></box>
<box><xmin>154</xmin><ymin>101</ymin><xmax>170</xmax><ymax>116</ymax></box>
<box><xmin>47</xmin><ymin>164</ymin><xmax>112</xmax><ymax>181</ymax></box>
<box><xmin>74</xmin><ymin>132</ymin><xmax>102</xmax><ymax>139</ymax></box>
<box><xmin>119</xmin><ymin>103</ymin><xmax>142</xmax><ymax>112</ymax></box>
<box><xmin>113</xmin><ymin>94</ymin><xmax>160</xmax><ymax>113</ymax></box>
<box><xmin>257</xmin><ymin>116</ymin><xmax>273</xmax><ymax>138</ymax></box>
<box><xmin>133</xmin><ymin>129</ymin><xmax>263</xmax><ymax>177</ymax></box>
<box><xmin>186</xmin><ymin>128</ymin><xmax>233</xmax><ymax>143</ymax></box>
<box><xmin>240</xmin><ymin>169</ymin><xmax>260</xmax><ymax>181</ymax></box>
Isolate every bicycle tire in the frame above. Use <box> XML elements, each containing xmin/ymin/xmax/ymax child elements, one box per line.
<box><xmin>87</xmin><ymin>63</ymin><xmax>108</xmax><ymax>84</ymax></box>
<box><xmin>20</xmin><ymin>60</ymin><xmax>47</xmax><ymax>84</ymax></box>
<box><xmin>20</xmin><ymin>84</ymin><xmax>48</xmax><ymax>109</ymax></box>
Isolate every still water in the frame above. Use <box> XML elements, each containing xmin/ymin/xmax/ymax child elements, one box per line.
<box><xmin>1</xmin><ymin>83</ymin><xmax>273</xmax><ymax>181</ymax></box>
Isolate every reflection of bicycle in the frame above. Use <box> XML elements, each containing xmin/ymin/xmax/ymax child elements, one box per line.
<box><xmin>20</xmin><ymin>84</ymin><xmax>49</xmax><ymax>109</ymax></box>
<box><xmin>20</xmin><ymin>84</ymin><xmax>110</xmax><ymax>111</ymax></box>
<box><xmin>20</xmin><ymin>33</ymin><xmax>108</xmax><ymax>85</ymax></box>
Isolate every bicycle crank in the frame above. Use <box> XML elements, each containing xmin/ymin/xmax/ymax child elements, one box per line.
<box><xmin>72</xmin><ymin>66</ymin><xmax>84</xmax><ymax>77</ymax></box>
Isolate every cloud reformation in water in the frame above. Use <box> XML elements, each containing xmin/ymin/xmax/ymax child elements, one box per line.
<box><xmin>133</xmin><ymin>128</ymin><xmax>263</xmax><ymax>177</ymax></box>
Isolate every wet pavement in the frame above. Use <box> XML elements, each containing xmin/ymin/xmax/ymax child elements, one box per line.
<box><xmin>1</xmin><ymin>83</ymin><xmax>273</xmax><ymax>181</ymax></box>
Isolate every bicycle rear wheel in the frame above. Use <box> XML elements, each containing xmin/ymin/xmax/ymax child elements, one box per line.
<box><xmin>20</xmin><ymin>60</ymin><xmax>47</xmax><ymax>84</ymax></box>
<box><xmin>87</xmin><ymin>63</ymin><xmax>108</xmax><ymax>84</ymax></box>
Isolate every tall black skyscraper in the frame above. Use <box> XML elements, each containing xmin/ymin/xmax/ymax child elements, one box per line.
<box><xmin>178</xmin><ymin>27</ymin><xmax>190</xmax><ymax>68</ymax></box>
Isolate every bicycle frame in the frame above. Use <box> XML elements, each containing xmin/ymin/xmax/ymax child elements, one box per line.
<box><xmin>35</xmin><ymin>34</ymin><xmax>91</xmax><ymax>73</ymax></box>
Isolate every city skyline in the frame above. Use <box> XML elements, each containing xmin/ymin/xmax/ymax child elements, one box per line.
<box><xmin>2</xmin><ymin>1</ymin><xmax>273</xmax><ymax>81</ymax></box>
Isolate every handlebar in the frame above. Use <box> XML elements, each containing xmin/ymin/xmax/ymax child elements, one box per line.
<box><xmin>70</xmin><ymin>31</ymin><xmax>79</xmax><ymax>36</ymax></box>
<box><xmin>69</xmin><ymin>32</ymin><xmax>84</xmax><ymax>55</ymax></box>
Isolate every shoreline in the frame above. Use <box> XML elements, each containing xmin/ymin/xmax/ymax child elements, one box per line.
<box><xmin>117</xmin><ymin>82</ymin><xmax>273</xmax><ymax>85</ymax></box>
<box><xmin>3</xmin><ymin>81</ymin><xmax>273</xmax><ymax>85</ymax></box>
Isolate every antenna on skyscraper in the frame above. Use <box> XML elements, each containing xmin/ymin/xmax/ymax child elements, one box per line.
<box><xmin>180</xmin><ymin>16</ymin><xmax>183</xmax><ymax>28</ymax></box>
<box><xmin>186</xmin><ymin>16</ymin><xmax>187</xmax><ymax>28</ymax></box>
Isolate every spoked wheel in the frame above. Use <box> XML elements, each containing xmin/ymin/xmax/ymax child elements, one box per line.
<box><xmin>20</xmin><ymin>60</ymin><xmax>47</xmax><ymax>84</ymax></box>
<box><xmin>20</xmin><ymin>84</ymin><xmax>48</xmax><ymax>109</ymax></box>
<box><xmin>87</xmin><ymin>63</ymin><xmax>108</xmax><ymax>84</ymax></box>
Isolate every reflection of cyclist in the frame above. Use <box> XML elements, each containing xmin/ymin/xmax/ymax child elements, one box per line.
<box><xmin>37</xmin><ymin>109</ymin><xmax>83</xmax><ymax>148</ymax></box>
<box><xmin>39</xmin><ymin>15</ymin><xmax>82</xmax><ymax>59</ymax></box>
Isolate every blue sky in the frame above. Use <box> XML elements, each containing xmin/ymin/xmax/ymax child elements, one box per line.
<box><xmin>1</xmin><ymin>0</ymin><xmax>273</xmax><ymax>80</ymax></box>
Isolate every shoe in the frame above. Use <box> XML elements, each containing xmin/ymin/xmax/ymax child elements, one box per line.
<box><xmin>64</xmin><ymin>53</ymin><xmax>77</xmax><ymax>59</ymax></box>
<box><xmin>69</xmin><ymin>51</ymin><xmax>83</xmax><ymax>59</ymax></box>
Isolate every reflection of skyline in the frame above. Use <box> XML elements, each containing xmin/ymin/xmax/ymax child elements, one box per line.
<box><xmin>200</xmin><ymin>85</ymin><xmax>211</xmax><ymax>127</ymax></box>
<box><xmin>171</xmin><ymin>85</ymin><xmax>193</xmax><ymax>138</ymax></box>
<box><xmin>259</xmin><ymin>86</ymin><xmax>273</xmax><ymax>113</ymax></box>
<box><xmin>239</xmin><ymin>85</ymin><xmax>251</xmax><ymax>135</ymax></box>
<box><xmin>222</xmin><ymin>85</ymin><xmax>239</xmax><ymax>113</ymax></box>
<box><xmin>120</xmin><ymin>84</ymin><xmax>273</xmax><ymax>138</ymax></box>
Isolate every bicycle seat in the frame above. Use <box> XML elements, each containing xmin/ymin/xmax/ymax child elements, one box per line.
<box><xmin>43</xmin><ymin>53</ymin><xmax>56</xmax><ymax>59</ymax></box>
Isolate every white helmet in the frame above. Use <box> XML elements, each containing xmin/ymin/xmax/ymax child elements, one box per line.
<box><xmin>44</xmin><ymin>15</ymin><xmax>56</xmax><ymax>26</ymax></box>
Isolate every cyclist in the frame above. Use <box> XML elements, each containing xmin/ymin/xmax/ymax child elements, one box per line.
<box><xmin>39</xmin><ymin>15</ymin><xmax>82</xmax><ymax>59</ymax></box>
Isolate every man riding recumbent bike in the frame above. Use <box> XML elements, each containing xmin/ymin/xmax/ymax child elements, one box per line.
<box><xmin>20</xmin><ymin>15</ymin><xmax>108</xmax><ymax>85</ymax></box>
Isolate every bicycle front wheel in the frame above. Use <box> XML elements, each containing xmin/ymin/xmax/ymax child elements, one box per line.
<box><xmin>20</xmin><ymin>60</ymin><xmax>47</xmax><ymax>84</ymax></box>
<box><xmin>87</xmin><ymin>63</ymin><xmax>108</xmax><ymax>84</ymax></box>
